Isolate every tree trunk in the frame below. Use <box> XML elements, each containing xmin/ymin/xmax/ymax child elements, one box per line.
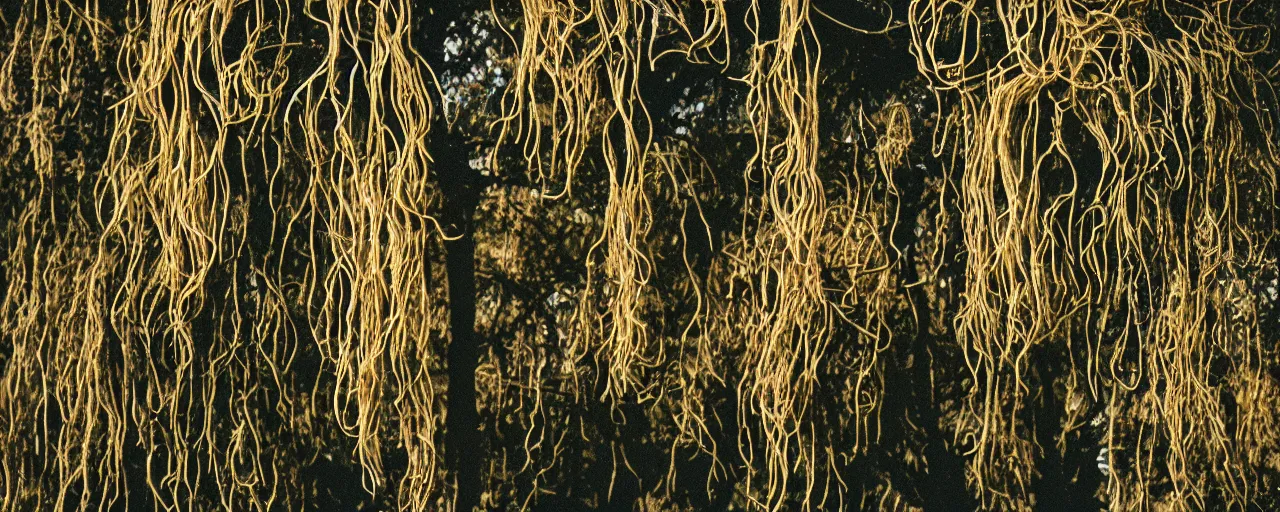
<box><xmin>435</xmin><ymin>128</ymin><xmax>483</xmax><ymax>511</ymax></box>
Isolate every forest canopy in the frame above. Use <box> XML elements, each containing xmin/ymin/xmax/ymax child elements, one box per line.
<box><xmin>2</xmin><ymin>0</ymin><xmax>1280</xmax><ymax>510</ymax></box>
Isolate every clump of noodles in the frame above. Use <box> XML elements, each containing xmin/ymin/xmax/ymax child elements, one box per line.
<box><xmin>497</xmin><ymin>0</ymin><xmax>728</xmax><ymax>415</ymax></box>
<box><xmin>1</xmin><ymin>0</ymin><xmax>260</xmax><ymax>507</ymax></box>
<box><xmin>287</xmin><ymin>0</ymin><xmax>446</xmax><ymax>507</ymax></box>
<box><xmin>570</xmin><ymin>0</ymin><xmax>661</xmax><ymax>403</ymax></box>
<box><xmin>908</xmin><ymin>0</ymin><xmax>1280</xmax><ymax>508</ymax></box>
<box><xmin>730</xmin><ymin>0</ymin><xmax>834</xmax><ymax>507</ymax></box>
<box><xmin>75</xmin><ymin>0</ymin><xmax>296</xmax><ymax>508</ymax></box>
<box><xmin>0</xmin><ymin>1</ymin><xmax>117</xmax><ymax>508</ymax></box>
<box><xmin>2</xmin><ymin>0</ymin><xmax>450</xmax><ymax>509</ymax></box>
<box><xmin>714</xmin><ymin>1</ymin><xmax>901</xmax><ymax>509</ymax></box>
